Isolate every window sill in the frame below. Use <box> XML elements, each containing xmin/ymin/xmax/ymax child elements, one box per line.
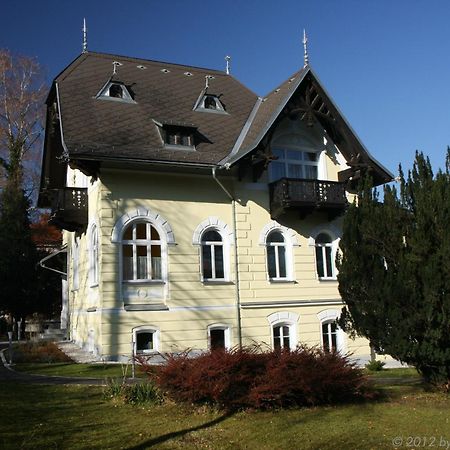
<box><xmin>164</xmin><ymin>144</ymin><xmax>196</xmax><ymax>152</ymax></box>
<box><xmin>318</xmin><ymin>277</ymin><xmax>337</xmax><ymax>282</ymax></box>
<box><xmin>202</xmin><ymin>280</ymin><xmax>234</xmax><ymax>285</ymax></box>
<box><xmin>89</xmin><ymin>283</ymin><xmax>99</xmax><ymax>289</ymax></box>
<box><xmin>268</xmin><ymin>279</ymin><xmax>297</xmax><ymax>284</ymax></box>
<box><xmin>86</xmin><ymin>307</ymin><xmax>97</xmax><ymax>312</ymax></box>
<box><xmin>122</xmin><ymin>280</ymin><xmax>165</xmax><ymax>285</ymax></box>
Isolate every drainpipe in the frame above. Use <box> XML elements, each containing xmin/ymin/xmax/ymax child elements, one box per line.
<box><xmin>212</xmin><ymin>167</ymin><xmax>242</xmax><ymax>348</ymax></box>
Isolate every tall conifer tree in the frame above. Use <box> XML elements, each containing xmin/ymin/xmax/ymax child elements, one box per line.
<box><xmin>338</xmin><ymin>151</ymin><xmax>450</xmax><ymax>387</ymax></box>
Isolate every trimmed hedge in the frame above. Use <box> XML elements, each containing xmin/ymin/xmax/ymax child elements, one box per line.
<box><xmin>137</xmin><ymin>345</ymin><xmax>374</xmax><ymax>410</ymax></box>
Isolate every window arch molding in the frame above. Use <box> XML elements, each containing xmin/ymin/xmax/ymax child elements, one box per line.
<box><xmin>192</xmin><ymin>216</ymin><xmax>234</xmax><ymax>245</ymax></box>
<box><xmin>193</xmin><ymin>217</ymin><xmax>233</xmax><ymax>282</ymax></box>
<box><xmin>267</xmin><ymin>311</ymin><xmax>299</xmax><ymax>350</ymax></box>
<box><xmin>111</xmin><ymin>207</ymin><xmax>176</xmax><ymax>245</ymax></box>
<box><xmin>259</xmin><ymin>221</ymin><xmax>299</xmax><ymax>247</ymax></box>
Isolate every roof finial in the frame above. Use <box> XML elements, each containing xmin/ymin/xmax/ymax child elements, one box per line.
<box><xmin>82</xmin><ymin>18</ymin><xmax>88</xmax><ymax>53</ymax></box>
<box><xmin>225</xmin><ymin>55</ymin><xmax>231</xmax><ymax>75</ymax></box>
<box><xmin>302</xmin><ymin>29</ymin><xmax>309</xmax><ymax>67</ymax></box>
<box><xmin>112</xmin><ymin>61</ymin><xmax>123</xmax><ymax>76</ymax></box>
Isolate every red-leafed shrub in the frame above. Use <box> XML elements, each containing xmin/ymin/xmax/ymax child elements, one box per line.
<box><xmin>137</xmin><ymin>345</ymin><xmax>374</xmax><ymax>410</ymax></box>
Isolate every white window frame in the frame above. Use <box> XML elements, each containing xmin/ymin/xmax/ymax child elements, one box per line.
<box><xmin>133</xmin><ymin>326</ymin><xmax>160</xmax><ymax>355</ymax></box>
<box><xmin>111</xmin><ymin>208</ymin><xmax>176</xmax><ymax>287</ymax></box>
<box><xmin>200</xmin><ymin>228</ymin><xmax>226</xmax><ymax>281</ymax></box>
<box><xmin>260</xmin><ymin>222</ymin><xmax>298</xmax><ymax>282</ymax></box>
<box><xmin>89</xmin><ymin>224</ymin><xmax>99</xmax><ymax>287</ymax></box>
<box><xmin>207</xmin><ymin>324</ymin><xmax>231</xmax><ymax>350</ymax></box>
<box><xmin>122</xmin><ymin>221</ymin><xmax>164</xmax><ymax>282</ymax></box>
<box><xmin>314</xmin><ymin>232</ymin><xmax>338</xmax><ymax>280</ymax></box>
<box><xmin>193</xmin><ymin>217</ymin><xmax>233</xmax><ymax>283</ymax></box>
<box><xmin>317</xmin><ymin>310</ymin><xmax>345</xmax><ymax>354</ymax></box>
<box><xmin>267</xmin><ymin>312</ymin><xmax>299</xmax><ymax>350</ymax></box>
<box><xmin>265</xmin><ymin>230</ymin><xmax>288</xmax><ymax>280</ymax></box>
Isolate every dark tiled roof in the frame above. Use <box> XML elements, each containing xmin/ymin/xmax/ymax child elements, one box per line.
<box><xmin>56</xmin><ymin>52</ymin><xmax>258</xmax><ymax>165</ymax></box>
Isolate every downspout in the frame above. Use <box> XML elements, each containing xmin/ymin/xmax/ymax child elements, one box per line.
<box><xmin>212</xmin><ymin>167</ymin><xmax>242</xmax><ymax>348</ymax></box>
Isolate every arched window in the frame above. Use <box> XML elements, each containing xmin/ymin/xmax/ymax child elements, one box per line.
<box><xmin>322</xmin><ymin>321</ymin><xmax>338</xmax><ymax>352</ymax></box>
<box><xmin>201</xmin><ymin>229</ymin><xmax>224</xmax><ymax>280</ymax></box>
<box><xmin>89</xmin><ymin>224</ymin><xmax>99</xmax><ymax>286</ymax></box>
<box><xmin>267</xmin><ymin>312</ymin><xmax>299</xmax><ymax>351</ymax></box>
<box><xmin>266</xmin><ymin>231</ymin><xmax>287</xmax><ymax>279</ymax></box>
<box><xmin>315</xmin><ymin>232</ymin><xmax>334</xmax><ymax>279</ymax></box>
<box><xmin>122</xmin><ymin>222</ymin><xmax>162</xmax><ymax>281</ymax></box>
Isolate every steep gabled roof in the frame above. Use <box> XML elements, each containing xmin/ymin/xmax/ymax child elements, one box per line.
<box><xmin>53</xmin><ymin>52</ymin><xmax>258</xmax><ymax>166</ymax></box>
<box><xmin>220</xmin><ymin>66</ymin><xmax>393</xmax><ymax>184</ymax></box>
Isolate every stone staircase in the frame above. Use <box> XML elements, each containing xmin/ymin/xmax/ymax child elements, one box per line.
<box><xmin>57</xmin><ymin>341</ymin><xmax>100</xmax><ymax>363</ymax></box>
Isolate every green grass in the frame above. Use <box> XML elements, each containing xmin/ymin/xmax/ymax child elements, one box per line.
<box><xmin>365</xmin><ymin>367</ymin><xmax>421</xmax><ymax>378</ymax></box>
<box><xmin>13</xmin><ymin>362</ymin><xmax>145</xmax><ymax>378</ymax></box>
<box><xmin>0</xmin><ymin>382</ymin><xmax>448</xmax><ymax>449</ymax></box>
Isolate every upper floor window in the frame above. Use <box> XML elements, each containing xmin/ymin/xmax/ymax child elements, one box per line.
<box><xmin>201</xmin><ymin>229</ymin><xmax>224</xmax><ymax>281</ymax></box>
<box><xmin>122</xmin><ymin>222</ymin><xmax>162</xmax><ymax>281</ymax></box>
<box><xmin>315</xmin><ymin>232</ymin><xmax>334</xmax><ymax>279</ymax></box>
<box><xmin>269</xmin><ymin>133</ymin><xmax>320</xmax><ymax>182</ymax></box>
<box><xmin>266</xmin><ymin>231</ymin><xmax>287</xmax><ymax>280</ymax></box>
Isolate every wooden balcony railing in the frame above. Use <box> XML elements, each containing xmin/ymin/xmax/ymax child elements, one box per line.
<box><xmin>50</xmin><ymin>188</ymin><xmax>88</xmax><ymax>231</ymax></box>
<box><xmin>269</xmin><ymin>178</ymin><xmax>347</xmax><ymax>219</ymax></box>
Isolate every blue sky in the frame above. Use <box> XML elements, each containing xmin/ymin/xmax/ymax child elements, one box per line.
<box><xmin>2</xmin><ymin>0</ymin><xmax>450</xmax><ymax>175</ymax></box>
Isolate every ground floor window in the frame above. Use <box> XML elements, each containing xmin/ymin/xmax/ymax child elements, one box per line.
<box><xmin>208</xmin><ymin>325</ymin><xmax>230</xmax><ymax>350</ymax></box>
<box><xmin>134</xmin><ymin>328</ymin><xmax>159</xmax><ymax>354</ymax></box>
<box><xmin>322</xmin><ymin>321</ymin><xmax>337</xmax><ymax>352</ymax></box>
<box><xmin>273</xmin><ymin>324</ymin><xmax>291</xmax><ymax>350</ymax></box>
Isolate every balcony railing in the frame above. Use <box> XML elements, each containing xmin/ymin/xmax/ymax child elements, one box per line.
<box><xmin>50</xmin><ymin>188</ymin><xmax>88</xmax><ymax>231</ymax></box>
<box><xmin>269</xmin><ymin>178</ymin><xmax>347</xmax><ymax>219</ymax></box>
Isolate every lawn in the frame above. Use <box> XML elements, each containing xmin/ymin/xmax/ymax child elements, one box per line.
<box><xmin>14</xmin><ymin>362</ymin><xmax>144</xmax><ymax>378</ymax></box>
<box><xmin>0</xmin><ymin>382</ymin><xmax>448</xmax><ymax>450</ymax></box>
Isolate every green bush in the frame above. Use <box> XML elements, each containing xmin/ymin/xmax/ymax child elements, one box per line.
<box><xmin>365</xmin><ymin>360</ymin><xmax>386</xmax><ymax>371</ymax></box>
<box><xmin>103</xmin><ymin>379</ymin><xmax>163</xmax><ymax>405</ymax></box>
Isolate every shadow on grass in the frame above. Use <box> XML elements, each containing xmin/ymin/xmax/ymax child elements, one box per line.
<box><xmin>125</xmin><ymin>410</ymin><xmax>235</xmax><ymax>449</ymax></box>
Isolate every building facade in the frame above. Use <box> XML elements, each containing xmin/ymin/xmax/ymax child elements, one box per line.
<box><xmin>39</xmin><ymin>51</ymin><xmax>392</xmax><ymax>362</ymax></box>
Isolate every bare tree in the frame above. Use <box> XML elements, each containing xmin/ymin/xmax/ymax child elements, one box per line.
<box><xmin>0</xmin><ymin>49</ymin><xmax>46</xmax><ymax>195</ymax></box>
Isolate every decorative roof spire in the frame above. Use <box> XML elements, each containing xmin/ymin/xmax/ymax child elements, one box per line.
<box><xmin>82</xmin><ymin>18</ymin><xmax>88</xmax><ymax>53</ymax></box>
<box><xmin>302</xmin><ymin>29</ymin><xmax>309</xmax><ymax>67</ymax></box>
<box><xmin>225</xmin><ymin>55</ymin><xmax>231</xmax><ymax>75</ymax></box>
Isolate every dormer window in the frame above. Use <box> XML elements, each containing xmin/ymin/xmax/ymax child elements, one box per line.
<box><xmin>194</xmin><ymin>94</ymin><xmax>228</xmax><ymax>114</ymax></box>
<box><xmin>158</xmin><ymin>124</ymin><xmax>196</xmax><ymax>150</ymax></box>
<box><xmin>96</xmin><ymin>81</ymin><xmax>135</xmax><ymax>103</ymax></box>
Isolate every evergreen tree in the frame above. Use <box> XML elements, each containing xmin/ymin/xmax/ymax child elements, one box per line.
<box><xmin>338</xmin><ymin>150</ymin><xmax>450</xmax><ymax>388</ymax></box>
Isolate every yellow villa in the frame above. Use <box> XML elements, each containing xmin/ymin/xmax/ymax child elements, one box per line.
<box><xmin>38</xmin><ymin>50</ymin><xmax>392</xmax><ymax>363</ymax></box>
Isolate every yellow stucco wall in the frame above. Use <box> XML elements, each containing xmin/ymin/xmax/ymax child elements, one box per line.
<box><xmin>64</xmin><ymin>146</ymin><xmax>373</xmax><ymax>363</ymax></box>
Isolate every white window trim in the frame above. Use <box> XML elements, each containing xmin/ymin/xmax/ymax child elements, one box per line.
<box><xmin>111</xmin><ymin>208</ymin><xmax>176</xmax><ymax>286</ymax></box>
<box><xmin>267</xmin><ymin>312</ymin><xmax>299</xmax><ymax>350</ymax></box>
<box><xmin>193</xmin><ymin>217</ymin><xmax>233</xmax><ymax>283</ymax></box>
<box><xmin>317</xmin><ymin>309</ymin><xmax>345</xmax><ymax>353</ymax></box>
<box><xmin>207</xmin><ymin>323</ymin><xmax>231</xmax><ymax>350</ymax></box>
<box><xmin>133</xmin><ymin>325</ymin><xmax>160</xmax><ymax>355</ymax></box>
<box><xmin>260</xmin><ymin>222</ymin><xmax>298</xmax><ymax>282</ymax></box>
<box><xmin>308</xmin><ymin>226</ymin><xmax>340</xmax><ymax>281</ymax></box>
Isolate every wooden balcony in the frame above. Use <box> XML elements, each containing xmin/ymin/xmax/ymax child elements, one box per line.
<box><xmin>269</xmin><ymin>178</ymin><xmax>347</xmax><ymax>220</ymax></box>
<box><xmin>50</xmin><ymin>188</ymin><xmax>88</xmax><ymax>231</ymax></box>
